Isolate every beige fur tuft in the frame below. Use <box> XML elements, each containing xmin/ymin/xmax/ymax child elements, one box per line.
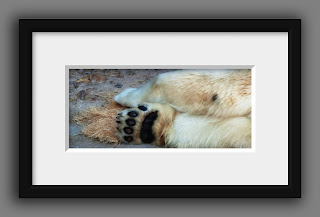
<box><xmin>73</xmin><ymin>101</ymin><xmax>125</xmax><ymax>143</ymax></box>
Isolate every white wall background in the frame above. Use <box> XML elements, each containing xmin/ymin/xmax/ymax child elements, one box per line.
<box><xmin>0</xmin><ymin>0</ymin><xmax>317</xmax><ymax>217</ymax></box>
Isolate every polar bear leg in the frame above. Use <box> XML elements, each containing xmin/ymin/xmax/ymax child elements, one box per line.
<box><xmin>116</xmin><ymin>103</ymin><xmax>251</xmax><ymax>148</ymax></box>
<box><xmin>114</xmin><ymin>76</ymin><xmax>162</xmax><ymax>107</ymax></box>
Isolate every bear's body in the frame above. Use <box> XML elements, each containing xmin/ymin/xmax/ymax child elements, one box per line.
<box><xmin>114</xmin><ymin>69</ymin><xmax>251</xmax><ymax>148</ymax></box>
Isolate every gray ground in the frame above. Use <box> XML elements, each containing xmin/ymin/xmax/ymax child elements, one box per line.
<box><xmin>69</xmin><ymin>69</ymin><xmax>174</xmax><ymax>148</ymax></box>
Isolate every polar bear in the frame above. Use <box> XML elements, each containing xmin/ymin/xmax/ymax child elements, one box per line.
<box><xmin>114</xmin><ymin>69</ymin><xmax>251</xmax><ymax>148</ymax></box>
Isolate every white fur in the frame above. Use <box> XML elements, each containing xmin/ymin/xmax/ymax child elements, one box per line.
<box><xmin>166</xmin><ymin>114</ymin><xmax>251</xmax><ymax>148</ymax></box>
<box><xmin>114</xmin><ymin>88</ymin><xmax>139</xmax><ymax>107</ymax></box>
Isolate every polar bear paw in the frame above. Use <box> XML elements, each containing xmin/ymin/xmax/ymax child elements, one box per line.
<box><xmin>116</xmin><ymin>104</ymin><xmax>159</xmax><ymax>145</ymax></box>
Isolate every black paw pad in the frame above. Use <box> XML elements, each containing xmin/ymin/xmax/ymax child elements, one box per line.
<box><xmin>123</xmin><ymin>127</ymin><xmax>133</xmax><ymax>134</ymax></box>
<box><xmin>140</xmin><ymin>111</ymin><xmax>158</xmax><ymax>143</ymax></box>
<box><xmin>138</xmin><ymin>105</ymin><xmax>148</xmax><ymax>111</ymax></box>
<box><xmin>127</xmin><ymin>111</ymin><xmax>138</xmax><ymax>117</ymax></box>
<box><xmin>125</xmin><ymin>118</ymin><xmax>136</xmax><ymax>126</ymax></box>
<box><xmin>124</xmin><ymin>136</ymin><xmax>133</xmax><ymax>142</ymax></box>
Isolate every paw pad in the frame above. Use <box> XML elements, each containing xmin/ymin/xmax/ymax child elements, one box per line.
<box><xmin>124</xmin><ymin>136</ymin><xmax>133</xmax><ymax>142</ymax></box>
<box><xmin>125</xmin><ymin>118</ymin><xmax>136</xmax><ymax>126</ymax></box>
<box><xmin>123</xmin><ymin>127</ymin><xmax>133</xmax><ymax>134</ymax></box>
<box><xmin>127</xmin><ymin>111</ymin><xmax>138</xmax><ymax>117</ymax></box>
<box><xmin>138</xmin><ymin>105</ymin><xmax>148</xmax><ymax>111</ymax></box>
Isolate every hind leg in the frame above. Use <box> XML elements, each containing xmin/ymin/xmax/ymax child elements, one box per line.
<box><xmin>116</xmin><ymin>103</ymin><xmax>251</xmax><ymax>148</ymax></box>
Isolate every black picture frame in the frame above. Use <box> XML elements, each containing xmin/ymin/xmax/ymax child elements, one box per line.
<box><xmin>19</xmin><ymin>19</ymin><xmax>301</xmax><ymax>198</ymax></box>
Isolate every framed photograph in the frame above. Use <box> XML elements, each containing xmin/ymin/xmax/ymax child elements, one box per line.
<box><xmin>19</xmin><ymin>19</ymin><xmax>301</xmax><ymax>198</ymax></box>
